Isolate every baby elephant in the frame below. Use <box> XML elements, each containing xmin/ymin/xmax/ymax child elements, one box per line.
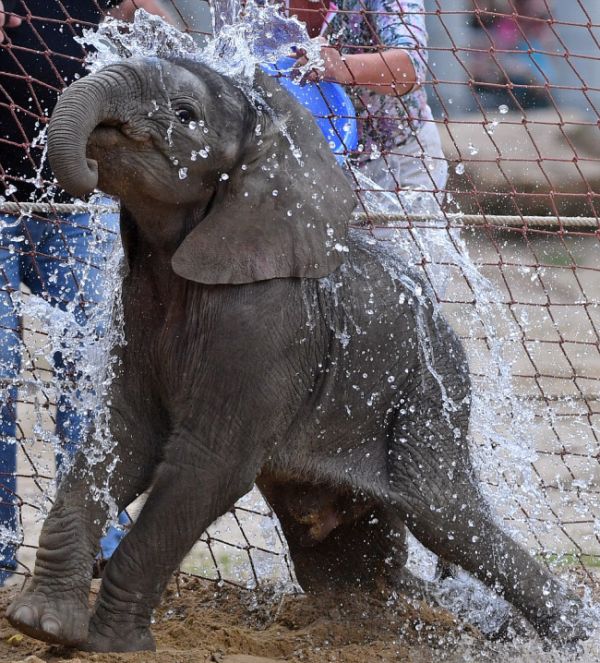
<box><xmin>7</xmin><ymin>56</ymin><xmax>588</xmax><ymax>651</ymax></box>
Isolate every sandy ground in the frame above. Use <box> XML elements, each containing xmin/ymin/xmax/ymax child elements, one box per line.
<box><xmin>0</xmin><ymin>577</ymin><xmax>483</xmax><ymax>663</ymax></box>
<box><xmin>2</xmin><ymin>574</ymin><xmax>600</xmax><ymax>663</ymax></box>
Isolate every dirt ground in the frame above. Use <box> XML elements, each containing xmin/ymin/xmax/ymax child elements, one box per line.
<box><xmin>0</xmin><ymin>577</ymin><xmax>486</xmax><ymax>663</ymax></box>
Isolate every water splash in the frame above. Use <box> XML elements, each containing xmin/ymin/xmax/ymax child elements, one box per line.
<box><xmin>79</xmin><ymin>3</ymin><xmax>321</xmax><ymax>87</ymax></box>
<box><xmin>211</xmin><ymin>0</ymin><xmax>242</xmax><ymax>35</ymax></box>
<box><xmin>20</xmin><ymin>209</ymin><xmax>125</xmax><ymax>530</ymax></box>
<box><xmin>77</xmin><ymin>10</ymin><xmax>199</xmax><ymax>71</ymax></box>
<box><xmin>202</xmin><ymin>2</ymin><xmax>321</xmax><ymax>83</ymax></box>
<box><xmin>77</xmin><ymin>5</ymin><xmax>320</xmax><ymax>169</ymax></box>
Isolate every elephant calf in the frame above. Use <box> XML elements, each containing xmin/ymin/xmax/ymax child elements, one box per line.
<box><xmin>6</xmin><ymin>56</ymin><xmax>589</xmax><ymax>652</ymax></box>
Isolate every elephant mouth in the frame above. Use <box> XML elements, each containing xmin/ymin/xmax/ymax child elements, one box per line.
<box><xmin>89</xmin><ymin>125</ymin><xmax>124</xmax><ymax>149</ymax></box>
<box><xmin>89</xmin><ymin>121</ymin><xmax>151</xmax><ymax>149</ymax></box>
<box><xmin>87</xmin><ymin>122</ymin><xmax>153</xmax><ymax>165</ymax></box>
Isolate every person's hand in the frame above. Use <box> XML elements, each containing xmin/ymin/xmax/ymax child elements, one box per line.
<box><xmin>0</xmin><ymin>1</ymin><xmax>22</xmax><ymax>43</ymax></box>
<box><xmin>316</xmin><ymin>44</ymin><xmax>353</xmax><ymax>85</ymax></box>
<box><xmin>292</xmin><ymin>37</ymin><xmax>353</xmax><ymax>86</ymax></box>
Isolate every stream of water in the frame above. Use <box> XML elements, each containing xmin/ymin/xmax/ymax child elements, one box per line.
<box><xmin>4</xmin><ymin>5</ymin><xmax>600</xmax><ymax>659</ymax></box>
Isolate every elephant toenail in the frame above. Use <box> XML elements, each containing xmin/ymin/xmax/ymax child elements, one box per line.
<box><xmin>41</xmin><ymin>615</ymin><xmax>61</xmax><ymax>637</ymax></box>
<box><xmin>11</xmin><ymin>605</ymin><xmax>35</xmax><ymax>624</ymax></box>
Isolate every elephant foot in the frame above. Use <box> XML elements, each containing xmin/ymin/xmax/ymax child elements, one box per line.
<box><xmin>6</xmin><ymin>589</ymin><xmax>89</xmax><ymax>646</ymax></box>
<box><xmin>83</xmin><ymin>612</ymin><xmax>156</xmax><ymax>652</ymax></box>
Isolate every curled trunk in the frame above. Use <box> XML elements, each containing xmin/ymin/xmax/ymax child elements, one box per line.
<box><xmin>48</xmin><ymin>65</ymin><xmax>139</xmax><ymax>198</ymax></box>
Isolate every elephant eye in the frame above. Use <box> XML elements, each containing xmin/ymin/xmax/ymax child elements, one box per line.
<box><xmin>175</xmin><ymin>106</ymin><xmax>196</xmax><ymax>124</ymax></box>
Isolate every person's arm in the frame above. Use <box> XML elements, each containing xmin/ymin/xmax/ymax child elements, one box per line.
<box><xmin>299</xmin><ymin>0</ymin><xmax>428</xmax><ymax>96</ymax></box>
<box><xmin>108</xmin><ymin>0</ymin><xmax>174</xmax><ymax>22</ymax></box>
<box><xmin>318</xmin><ymin>44</ymin><xmax>417</xmax><ymax>95</ymax></box>
<box><xmin>0</xmin><ymin>1</ymin><xmax>22</xmax><ymax>43</ymax></box>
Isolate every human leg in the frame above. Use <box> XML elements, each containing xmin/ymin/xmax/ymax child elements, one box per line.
<box><xmin>23</xmin><ymin>205</ymin><xmax>125</xmax><ymax>557</ymax></box>
<box><xmin>23</xmin><ymin>204</ymin><xmax>119</xmax><ymax>465</ymax></box>
<box><xmin>355</xmin><ymin>116</ymin><xmax>448</xmax><ymax>204</ymax></box>
<box><xmin>0</xmin><ymin>216</ymin><xmax>25</xmax><ymax>583</ymax></box>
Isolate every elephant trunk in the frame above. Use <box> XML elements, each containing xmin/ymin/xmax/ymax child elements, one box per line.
<box><xmin>48</xmin><ymin>65</ymin><xmax>140</xmax><ymax>198</ymax></box>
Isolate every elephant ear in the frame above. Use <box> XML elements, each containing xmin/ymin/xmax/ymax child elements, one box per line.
<box><xmin>171</xmin><ymin>68</ymin><xmax>356</xmax><ymax>284</ymax></box>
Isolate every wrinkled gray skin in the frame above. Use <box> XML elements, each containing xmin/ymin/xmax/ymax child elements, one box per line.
<box><xmin>6</xmin><ymin>58</ymin><xmax>588</xmax><ymax>652</ymax></box>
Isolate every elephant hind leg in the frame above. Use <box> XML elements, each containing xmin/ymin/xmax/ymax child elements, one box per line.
<box><xmin>387</xmin><ymin>410</ymin><xmax>590</xmax><ymax>646</ymax></box>
<box><xmin>286</xmin><ymin>506</ymin><xmax>405</xmax><ymax>593</ymax></box>
<box><xmin>259</xmin><ymin>477</ymin><xmax>431</xmax><ymax>596</ymax></box>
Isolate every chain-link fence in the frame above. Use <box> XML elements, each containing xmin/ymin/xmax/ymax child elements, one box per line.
<box><xmin>1</xmin><ymin>0</ymin><xmax>600</xmax><ymax>606</ymax></box>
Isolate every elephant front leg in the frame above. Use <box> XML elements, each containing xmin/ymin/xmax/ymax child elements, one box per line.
<box><xmin>6</xmin><ymin>414</ymin><xmax>157</xmax><ymax>647</ymax></box>
<box><xmin>6</xmin><ymin>482</ymin><xmax>101</xmax><ymax>646</ymax></box>
<box><xmin>84</xmin><ymin>439</ymin><xmax>261</xmax><ymax>653</ymax></box>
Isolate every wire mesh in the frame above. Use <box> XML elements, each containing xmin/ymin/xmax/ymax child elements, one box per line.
<box><xmin>0</xmin><ymin>0</ymin><xmax>599</xmax><ymax>606</ymax></box>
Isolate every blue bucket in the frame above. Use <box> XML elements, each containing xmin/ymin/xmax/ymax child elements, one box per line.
<box><xmin>262</xmin><ymin>56</ymin><xmax>358</xmax><ymax>164</ymax></box>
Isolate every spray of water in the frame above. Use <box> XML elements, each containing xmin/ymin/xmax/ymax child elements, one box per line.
<box><xmin>19</xmin><ymin>206</ymin><xmax>125</xmax><ymax>528</ymax></box>
<box><xmin>5</xmin><ymin>6</ymin><xmax>598</xmax><ymax>657</ymax></box>
<box><xmin>79</xmin><ymin>3</ymin><xmax>321</xmax><ymax>86</ymax></box>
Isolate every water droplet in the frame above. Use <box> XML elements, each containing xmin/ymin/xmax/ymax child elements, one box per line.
<box><xmin>498</xmin><ymin>104</ymin><xmax>509</xmax><ymax>114</ymax></box>
<box><xmin>178</xmin><ymin>167</ymin><xmax>188</xmax><ymax>180</ymax></box>
<box><xmin>454</xmin><ymin>162</ymin><xmax>465</xmax><ymax>175</ymax></box>
<box><xmin>369</xmin><ymin>144</ymin><xmax>381</xmax><ymax>160</ymax></box>
<box><xmin>220</xmin><ymin>173</ymin><xmax>230</xmax><ymax>181</ymax></box>
<box><xmin>486</xmin><ymin>120</ymin><xmax>499</xmax><ymax>135</ymax></box>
